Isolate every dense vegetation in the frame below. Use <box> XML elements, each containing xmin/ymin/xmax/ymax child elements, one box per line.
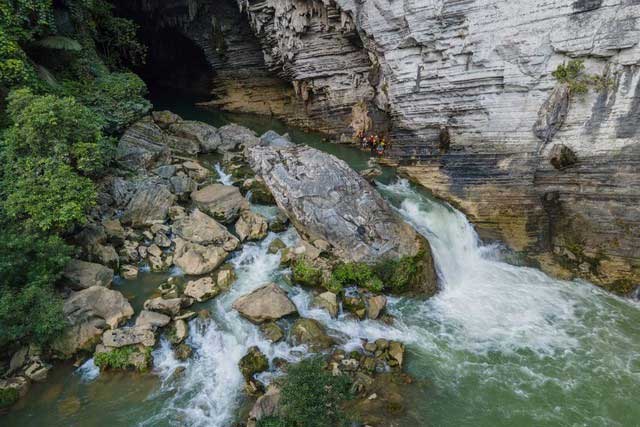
<box><xmin>257</xmin><ymin>357</ymin><xmax>353</xmax><ymax>427</ymax></box>
<box><xmin>0</xmin><ymin>0</ymin><xmax>149</xmax><ymax>353</ymax></box>
<box><xmin>552</xmin><ymin>59</ymin><xmax>614</xmax><ymax>96</ymax></box>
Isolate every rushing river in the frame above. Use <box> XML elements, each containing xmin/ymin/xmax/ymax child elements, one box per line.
<box><xmin>4</xmin><ymin>103</ymin><xmax>640</xmax><ymax>427</ymax></box>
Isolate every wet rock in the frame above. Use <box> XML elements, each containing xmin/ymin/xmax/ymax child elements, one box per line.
<box><xmin>549</xmin><ymin>144</ymin><xmax>578</xmax><ymax>170</ymax></box>
<box><xmin>153</xmin><ymin>232</ymin><xmax>171</xmax><ymax>248</ymax></box>
<box><xmin>116</xmin><ymin>117</ymin><xmax>171</xmax><ymax>170</ymax></box>
<box><xmin>102</xmin><ymin>218</ymin><xmax>125</xmax><ymax>246</ymax></box>
<box><xmin>260</xmin><ymin>130</ymin><xmax>294</xmax><ymax>148</ymax></box>
<box><xmin>173</xmin><ymin>238</ymin><xmax>229</xmax><ymax>275</ymax></box>
<box><xmin>388</xmin><ymin>341</ymin><xmax>405</xmax><ymax>367</ymax></box>
<box><xmin>102</xmin><ymin>327</ymin><xmax>156</xmax><ymax>348</ymax></box>
<box><xmin>62</xmin><ymin>259</ymin><xmax>113</xmax><ymax>290</ymax></box>
<box><xmin>191</xmin><ymin>184</ymin><xmax>249</xmax><ymax>224</ymax></box>
<box><xmin>235</xmin><ymin>210</ymin><xmax>269</xmax><ymax>242</ymax></box>
<box><xmin>291</xmin><ymin>318</ymin><xmax>334</xmax><ymax>350</ymax></box>
<box><xmin>366</xmin><ymin>295</ymin><xmax>387</xmax><ymax>320</ymax></box>
<box><xmin>134</xmin><ymin>310</ymin><xmax>171</xmax><ymax>331</ymax></box>
<box><xmin>268</xmin><ymin>238</ymin><xmax>287</xmax><ymax>254</ymax></box>
<box><xmin>24</xmin><ymin>359</ymin><xmax>49</xmax><ymax>382</ymax></box>
<box><xmin>174</xmin><ymin>343</ymin><xmax>193</xmax><ymax>361</ymax></box>
<box><xmin>312</xmin><ymin>291</ymin><xmax>339</xmax><ymax>318</ymax></box>
<box><xmin>121</xmin><ymin>178</ymin><xmax>176</xmax><ymax>227</ymax></box>
<box><xmin>169</xmin><ymin>120</ymin><xmax>221</xmax><ymax>153</ymax></box>
<box><xmin>215</xmin><ymin>265</ymin><xmax>237</xmax><ymax>291</ymax></box>
<box><xmin>143</xmin><ymin>297</ymin><xmax>185</xmax><ymax>317</ymax></box>
<box><xmin>182</xmin><ymin>161</ymin><xmax>211</xmax><ymax>182</ymax></box>
<box><xmin>268</xmin><ymin>212</ymin><xmax>289</xmax><ymax>232</ymax></box>
<box><xmin>242</xmin><ymin>177</ymin><xmax>276</xmax><ymax>205</ymax></box>
<box><xmin>168</xmin><ymin>319</ymin><xmax>188</xmax><ymax>345</ymax></box>
<box><xmin>121</xmin><ymin>265</ymin><xmax>139</xmax><ymax>280</ymax></box>
<box><xmin>239</xmin><ymin>346</ymin><xmax>269</xmax><ymax>381</ymax></box>
<box><xmin>232</xmin><ymin>283</ymin><xmax>298</xmax><ymax>324</ymax></box>
<box><xmin>169</xmin><ymin>175</ymin><xmax>197</xmax><ymax>198</ymax></box>
<box><xmin>172</xmin><ymin>209</ymin><xmax>239</xmax><ymax>251</ymax></box>
<box><xmin>218</xmin><ymin>124</ymin><xmax>260</xmax><ymax>152</ymax></box>
<box><xmin>52</xmin><ymin>287</ymin><xmax>134</xmax><ymax>358</ymax></box>
<box><xmin>343</xmin><ymin>295</ymin><xmax>367</xmax><ymax>320</ymax></box>
<box><xmin>260</xmin><ymin>322</ymin><xmax>284</xmax><ymax>343</ymax></box>
<box><xmin>359</xmin><ymin>167</ymin><xmax>382</xmax><ymax>183</ymax></box>
<box><xmin>249</xmin><ymin>145</ymin><xmax>437</xmax><ymax>294</ymax></box>
<box><xmin>184</xmin><ymin>277</ymin><xmax>220</xmax><ymax>302</ymax></box>
<box><xmin>0</xmin><ymin>376</ymin><xmax>28</xmax><ymax>408</ymax></box>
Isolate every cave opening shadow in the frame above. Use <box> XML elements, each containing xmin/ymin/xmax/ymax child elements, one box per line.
<box><xmin>136</xmin><ymin>27</ymin><xmax>213</xmax><ymax>104</ymax></box>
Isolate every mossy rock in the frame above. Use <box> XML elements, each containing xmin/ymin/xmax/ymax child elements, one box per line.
<box><xmin>239</xmin><ymin>346</ymin><xmax>269</xmax><ymax>381</ymax></box>
<box><xmin>292</xmin><ymin>258</ymin><xmax>324</xmax><ymax>288</ymax></box>
<box><xmin>94</xmin><ymin>345</ymin><xmax>152</xmax><ymax>372</ymax></box>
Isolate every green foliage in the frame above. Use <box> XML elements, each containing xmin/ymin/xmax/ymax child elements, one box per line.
<box><xmin>0</xmin><ymin>387</ymin><xmax>19</xmax><ymax>409</ymax></box>
<box><xmin>3</xmin><ymin>158</ymin><xmax>96</xmax><ymax>232</ymax></box>
<box><xmin>0</xmin><ymin>0</ymin><xmax>54</xmax><ymax>43</ymax></box>
<box><xmin>0</xmin><ymin>227</ymin><xmax>71</xmax><ymax>348</ymax></box>
<box><xmin>374</xmin><ymin>253</ymin><xmax>422</xmax><ymax>293</ymax></box>
<box><xmin>0</xmin><ymin>28</ymin><xmax>37</xmax><ymax>88</ymax></box>
<box><xmin>292</xmin><ymin>258</ymin><xmax>324</xmax><ymax>288</ymax></box>
<box><xmin>63</xmin><ymin>72</ymin><xmax>151</xmax><ymax>133</ymax></box>
<box><xmin>552</xmin><ymin>59</ymin><xmax>614</xmax><ymax>96</ymax></box>
<box><xmin>35</xmin><ymin>35</ymin><xmax>82</xmax><ymax>51</ymax></box>
<box><xmin>94</xmin><ymin>346</ymin><xmax>152</xmax><ymax>372</ymax></box>
<box><xmin>332</xmin><ymin>262</ymin><xmax>383</xmax><ymax>293</ymax></box>
<box><xmin>271</xmin><ymin>357</ymin><xmax>353</xmax><ymax>427</ymax></box>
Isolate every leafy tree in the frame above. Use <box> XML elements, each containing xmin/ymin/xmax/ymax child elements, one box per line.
<box><xmin>0</xmin><ymin>227</ymin><xmax>72</xmax><ymax>349</ymax></box>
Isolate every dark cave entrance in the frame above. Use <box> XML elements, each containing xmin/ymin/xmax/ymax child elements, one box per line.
<box><xmin>135</xmin><ymin>27</ymin><xmax>213</xmax><ymax>102</ymax></box>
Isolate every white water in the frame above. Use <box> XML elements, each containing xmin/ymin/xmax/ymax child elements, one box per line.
<box><xmin>215</xmin><ymin>162</ymin><xmax>234</xmax><ymax>186</ymax></box>
<box><xmin>133</xmin><ymin>177</ymin><xmax>640</xmax><ymax>426</ymax></box>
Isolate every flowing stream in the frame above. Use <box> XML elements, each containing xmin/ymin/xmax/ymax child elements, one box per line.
<box><xmin>4</xmin><ymin>104</ymin><xmax>640</xmax><ymax>427</ymax></box>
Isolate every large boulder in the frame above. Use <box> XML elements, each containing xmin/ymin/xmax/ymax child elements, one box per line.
<box><xmin>191</xmin><ymin>184</ymin><xmax>249</xmax><ymax>224</ymax></box>
<box><xmin>290</xmin><ymin>318</ymin><xmax>334</xmax><ymax>350</ymax></box>
<box><xmin>102</xmin><ymin>327</ymin><xmax>155</xmax><ymax>348</ymax></box>
<box><xmin>249</xmin><ymin>145</ymin><xmax>438</xmax><ymax>294</ymax></box>
<box><xmin>143</xmin><ymin>297</ymin><xmax>185</xmax><ymax>317</ymax></box>
<box><xmin>218</xmin><ymin>124</ymin><xmax>260</xmax><ymax>152</ymax></box>
<box><xmin>122</xmin><ymin>178</ymin><xmax>176</xmax><ymax>227</ymax></box>
<box><xmin>260</xmin><ymin>130</ymin><xmax>294</xmax><ymax>148</ymax></box>
<box><xmin>134</xmin><ymin>310</ymin><xmax>171</xmax><ymax>330</ymax></box>
<box><xmin>232</xmin><ymin>283</ymin><xmax>298</xmax><ymax>324</ymax></box>
<box><xmin>169</xmin><ymin>120</ymin><xmax>221</xmax><ymax>153</ymax></box>
<box><xmin>116</xmin><ymin>117</ymin><xmax>171</xmax><ymax>170</ymax></box>
<box><xmin>172</xmin><ymin>209</ymin><xmax>239</xmax><ymax>251</ymax></box>
<box><xmin>52</xmin><ymin>287</ymin><xmax>134</xmax><ymax>358</ymax></box>
<box><xmin>173</xmin><ymin>238</ymin><xmax>229</xmax><ymax>275</ymax></box>
<box><xmin>184</xmin><ymin>277</ymin><xmax>220</xmax><ymax>302</ymax></box>
<box><xmin>248</xmin><ymin>385</ymin><xmax>281</xmax><ymax>424</ymax></box>
<box><xmin>62</xmin><ymin>259</ymin><xmax>114</xmax><ymax>290</ymax></box>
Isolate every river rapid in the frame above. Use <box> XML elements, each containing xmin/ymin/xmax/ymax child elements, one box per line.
<box><xmin>4</xmin><ymin>104</ymin><xmax>640</xmax><ymax>427</ymax></box>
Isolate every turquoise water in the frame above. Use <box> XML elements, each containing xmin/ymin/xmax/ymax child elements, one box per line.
<box><xmin>4</xmin><ymin>104</ymin><xmax>640</xmax><ymax>427</ymax></box>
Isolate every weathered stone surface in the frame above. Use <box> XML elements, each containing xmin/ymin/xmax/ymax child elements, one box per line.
<box><xmin>217</xmin><ymin>124</ymin><xmax>260</xmax><ymax>151</ymax></box>
<box><xmin>235</xmin><ymin>210</ymin><xmax>268</xmax><ymax>242</ymax></box>
<box><xmin>260</xmin><ymin>322</ymin><xmax>284</xmax><ymax>343</ymax></box>
<box><xmin>549</xmin><ymin>144</ymin><xmax>578</xmax><ymax>170</ymax></box>
<box><xmin>143</xmin><ymin>297</ymin><xmax>184</xmax><ymax>317</ymax></box>
<box><xmin>135</xmin><ymin>310</ymin><xmax>171</xmax><ymax>330</ymax></box>
<box><xmin>116</xmin><ymin>117</ymin><xmax>171</xmax><ymax>170</ymax></box>
<box><xmin>291</xmin><ymin>318</ymin><xmax>334</xmax><ymax>350</ymax></box>
<box><xmin>260</xmin><ymin>130</ymin><xmax>294</xmax><ymax>148</ymax></box>
<box><xmin>184</xmin><ymin>277</ymin><xmax>220</xmax><ymax>302</ymax></box>
<box><xmin>102</xmin><ymin>327</ymin><xmax>156</xmax><ymax>348</ymax></box>
<box><xmin>312</xmin><ymin>292</ymin><xmax>339</xmax><ymax>318</ymax></box>
<box><xmin>62</xmin><ymin>259</ymin><xmax>114</xmax><ymax>290</ymax></box>
<box><xmin>173</xmin><ymin>238</ymin><xmax>229</xmax><ymax>275</ymax></box>
<box><xmin>366</xmin><ymin>295</ymin><xmax>387</xmax><ymax>320</ymax></box>
<box><xmin>191</xmin><ymin>184</ymin><xmax>249</xmax><ymax>224</ymax></box>
<box><xmin>533</xmin><ymin>85</ymin><xmax>571</xmax><ymax>144</ymax></box>
<box><xmin>52</xmin><ymin>287</ymin><xmax>134</xmax><ymax>358</ymax></box>
<box><xmin>168</xmin><ymin>319</ymin><xmax>189</xmax><ymax>345</ymax></box>
<box><xmin>152</xmin><ymin>110</ymin><xmax>182</xmax><ymax>129</ymax></box>
<box><xmin>172</xmin><ymin>209</ymin><xmax>239</xmax><ymax>251</ymax></box>
<box><xmin>239</xmin><ymin>346</ymin><xmax>268</xmax><ymax>381</ymax></box>
<box><xmin>122</xmin><ymin>178</ymin><xmax>176</xmax><ymax>227</ymax></box>
<box><xmin>249</xmin><ymin>385</ymin><xmax>281</xmax><ymax>422</ymax></box>
<box><xmin>169</xmin><ymin>120</ymin><xmax>221</xmax><ymax>153</ymax></box>
<box><xmin>232</xmin><ymin>283</ymin><xmax>298</xmax><ymax>324</ymax></box>
<box><xmin>250</xmin><ymin>144</ymin><xmax>438</xmax><ymax>293</ymax></box>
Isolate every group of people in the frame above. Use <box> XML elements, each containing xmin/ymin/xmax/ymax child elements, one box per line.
<box><xmin>357</xmin><ymin>132</ymin><xmax>390</xmax><ymax>157</ymax></box>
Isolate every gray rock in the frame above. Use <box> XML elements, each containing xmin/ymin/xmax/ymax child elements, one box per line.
<box><xmin>260</xmin><ymin>322</ymin><xmax>284</xmax><ymax>343</ymax></box>
<box><xmin>172</xmin><ymin>209</ymin><xmax>239</xmax><ymax>251</ymax></box>
<box><xmin>173</xmin><ymin>237</ymin><xmax>229</xmax><ymax>276</ymax></box>
<box><xmin>122</xmin><ymin>178</ymin><xmax>176</xmax><ymax>227</ymax></box>
<box><xmin>170</xmin><ymin>175</ymin><xmax>197</xmax><ymax>198</ymax></box>
<box><xmin>52</xmin><ymin>287</ymin><xmax>134</xmax><ymax>358</ymax></box>
<box><xmin>184</xmin><ymin>277</ymin><xmax>220</xmax><ymax>302</ymax></box>
<box><xmin>533</xmin><ymin>84</ymin><xmax>571</xmax><ymax>144</ymax></box>
<box><xmin>154</xmin><ymin>164</ymin><xmax>177</xmax><ymax>179</ymax></box>
<box><xmin>249</xmin><ymin>385</ymin><xmax>281</xmax><ymax>422</ymax></box>
<box><xmin>366</xmin><ymin>295</ymin><xmax>387</xmax><ymax>320</ymax></box>
<box><xmin>151</xmin><ymin>110</ymin><xmax>182</xmax><ymax>129</ymax></box>
<box><xmin>116</xmin><ymin>117</ymin><xmax>171</xmax><ymax>170</ymax></box>
<box><xmin>169</xmin><ymin>120</ymin><xmax>222</xmax><ymax>153</ymax></box>
<box><xmin>232</xmin><ymin>283</ymin><xmax>298</xmax><ymax>324</ymax></box>
<box><xmin>218</xmin><ymin>124</ymin><xmax>260</xmax><ymax>152</ymax></box>
<box><xmin>312</xmin><ymin>292</ymin><xmax>339</xmax><ymax>318</ymax></box>
<box><xmin>191</xmin><ymin>184</ymin><xmax>249</xmax><ymax>224</ymax></box>
<box><xmin>260</xmin><ymin>130</ymin><xmax>294</xmax><ymax>148</ymax></box>
<box><xmin>62</xmin><ymin>259</ymin><xmax>114</xmax><ymax>290</ymax></box>
<box><xmin>143</xmin><ymin>297</ymin><xmax>185</xmax><ymax>317</ymax></box>
<box><xmin>135</xmin><ymin>310</ymin><xmax>171</xmax><ymax>330</ymax></box>
<box><xmin>102</xmin><ymin>327</ymin><xmax>156</xmax><ymax>348</ymax></box>
<box><xmin>235</xmin><ymin>210</ymin><xmax>269</xmax><ymax>242</ymax></box>
<box><xmin>166</xmin><ymin>134</ymin><xmax>200</xmax><ymax>155</ymax></box>
<box><xmin>290</xmin><ymin>318</ymin><xmax>334</xmax><ymax>350</ymax></box>
<box><xmin>249</xmin><ymin>145</ymin><xmax>437</xmax><ymax>294</ymax></box>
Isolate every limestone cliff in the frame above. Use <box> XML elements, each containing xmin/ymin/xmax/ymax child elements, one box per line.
<box><xmin>121</xmin><ymin>0</ymin><xmax>640</xmax><ymax>293</ymax></box>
